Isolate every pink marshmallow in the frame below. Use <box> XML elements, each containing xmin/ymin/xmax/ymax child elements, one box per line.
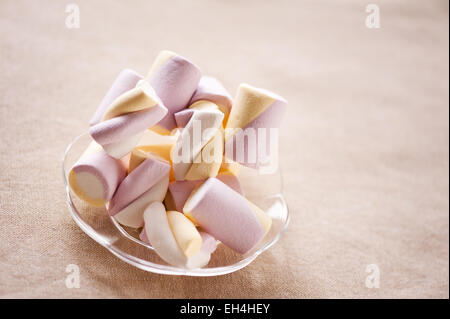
<box><xmin>166</xmin><ymin>174</ymin><xmax>243</xmax><ymax>212</ymax></box>
<box><xmin>108</xmin><ymin>156</ymin><xmax>170</xmax><ymax>216</ymax></box>
<box><xmin>70</xmin><ymin>151</ymin><xmax>126</xmax><ymax>203</ymax></box>
<box><xmin>183</xmin><ymin>178</ymin><xmax>264</xmax><ymax>254</ymax></box>
<box><xmin>199</xmin><ymin>231</ymin><xmax>218</xmax><ymax>254</ymax></box>
<box><xmin>89</xmin><ymin>104</ymin><xmax>167</xmax><ymax>146</ymax></box>
<box><xmin>166</xmin><ymin>180</ymin><xmax>203</xmax><ymax>212</ymax></box>
<box><xmin>89</xmin><ymin>69</ymin><xmax>143</xmax><ymax>126</ymax></box>
<box><xmin>174</xmin><ymin>109</ymin><xmax>195</xmax><ymax>128</ymax></box>
<box><xmin>190</xmin><ymin>76</ymin><xmax>232</xmax><ymax>114</ymax></box>
<box><xmin>149</xmin><ymin>54</ymin><xmax>201</xmax><ymax>131</ymax></box>
<box><xmin>225</xmin><ymin>85</ymin><xmax>287</xmax><ymax>169</ymax></box>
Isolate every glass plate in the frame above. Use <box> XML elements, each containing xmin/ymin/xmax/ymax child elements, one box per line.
<box><xmin>62</xmin><ymin>132</ymin><xmax>289</xmax><ymax>276</ymax></box>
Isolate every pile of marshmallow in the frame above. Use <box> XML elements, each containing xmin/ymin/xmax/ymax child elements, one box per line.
<box><xmin>69</xmin><ymin>50</ymin><xmax>287</xmax><ymax>268</ymax></box>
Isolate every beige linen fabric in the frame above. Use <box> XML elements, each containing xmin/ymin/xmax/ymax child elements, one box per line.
<box><xmin>0</xmin><ymin>0</ymin><xmax>448</xmax><ymax>298</ymax></box>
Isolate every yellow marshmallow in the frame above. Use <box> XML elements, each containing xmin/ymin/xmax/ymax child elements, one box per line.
<box><xmin>219</xmin><ymin>160</ymin><xmax>240</xmax><ymax>176</ymax></box>
<box><xmin>68</xmin><ymin>170</ymin><xmax>106</xmax><ymax>207</ymax></box>
<box><xmin>101</xmin><ymin>81</ymin><xmax>159</xmax><ymax>120</ymax></box>
<box><xmin>167</xmin><ymin>211</ymin><xmax>202</xmax><ymax>258</ymax></box>
<box><xmin>225</xmin><ymin>83</ymin><xmax>276</xmax><ymax>139</ymax></box>
<box><xmin>189</xmin><ymin>100</ymin><xmax>219</xmax><ymax>112</ymax></box>
<box><xmin>149</xmin><ymin>125</ymin><xmax>173</xmax><ymax>136</ymax></box>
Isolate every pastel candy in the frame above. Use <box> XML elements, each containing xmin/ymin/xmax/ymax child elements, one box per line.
<box><xmin>143</xmin><ymin>202</ymin><xmax>186</xmax><ymax>267</ymax></box>
<box><xmin>167</xmin><ymin>211</ymin><xmax>202</xmax><ymax>257</ymax></box>
<box><xmin>112</xmin><ymin>174</ymin><xmax>169</xmax><ymax>228</ymax></box>
<box><xmin>136</xmin><ymin>128</ymin><xmax>179</xmax><ymax>147</ymax></box>
<box><xmin>225</xmin><ymin>83</ymin><xmax>287</xmax><ymax>168</ymax></box>
<box><xmin>81</xmin><ymin>140</ymin><xmax>131</xmax><ymax>171</ymax></box>
<box><xmin>69</xmin><ymin>150</ymin><xmax>126</xmax><ymax>207</ymax></box>
<box><xmin>119</xmin><ymin>152</ymin><xmax>131</xmax><ymax>171</ymax></box>
<box><xmin>80</xmin><ymin>140</ymin><xmax>103</xmax><ymax>157</ymax></box>
<box><xmin>185</xmin><ymin>249</ymin><xmax>211</xmax><ymax>269</ymax></box>
<box><xmin>139</xmin><ymin>226</ymin><xmax>150</xmax><ymax>244</ymax></box>
<box><xmin>164</xmin><ymin>180</ymin><xmax>203</xmax><ymax>212</ymax></box>
<box><xmin>174</xmin><ymin>100</ymin><xmax>220</xmax><ymax>129</ymax></box>
<box><xmin>140</xmin><ymin>228</ymin><xmax>217</xmax><ymax>254</ymax></box>
<box><xmin>143</xmin><ymin>202</ymin><xmax>209</xmax><ymax>269</ymax></box>
<box><xmin>130</xmin><ymin>144</ymin><xmax>175</xmax><ymax>180</ymax></box>
<box><xmin>183</xmin><ymin>178</ymin><xmax>271</xmax><ymax>254</ymax></box>
<box><xmin>89</xmin><ymin>81</ymin><xmax>168</xmax><ymax>158</ymax></box>
<box><xmin>219</xmin><ymin>159</ymin><xmax>241</xmax><ymax>176</ymax></box>
<box><xmin>199</xmin><ymin>231</ymin><xmax>218</xmax><ymax>254</ymax></box>
<box><xmin>108</xmin><ymin>155</ymin><xmax>171</xmax><ymax>216</ymax></box>
<box><xmin>189</xmin><ymin>100</ymin><xmax>220</xmax><ymax>112</ymax></box>
<box><xmin>89</xmin><ymin>69</ymin><xmax>143</xmax><ymax>126</ymax></box>
<box><xmin>101</xmin><ymin>132</ymin><xmax>143</xmax><ymax>159</ymax></box>
<box><xmin>171</xmin><ymin>109</ymin><xmax>224</xmax><ymax>180</ymax></box>
<box><xmin>184</xmin><ymin>129</ymin><xmax>224</xmax><ymax>181</ymax></box>
<box><xmin>190</xmin><ymin>76</ymin><xmax>232</xmax><ymax>123</ymax></box>
<box><xmin>147</xmin><ymin>50</ymin><xmax>202</xmax><ymax>132</ymax></box>
<box><xmin>174</xmin><ymin>109</ymin><xmax>195</xmax><ymax>128</ymax></box>
<box><xmin>165</xmin><ymin>173</ymin><xmax>243</xmax><ymax>212</ymax></box>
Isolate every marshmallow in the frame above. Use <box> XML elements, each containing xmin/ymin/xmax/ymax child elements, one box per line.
<box><xmin>219</xmin><ymin>159</ymin><xmax>241</xmax><ymax>176</ymax></box>
<box><xmin>89</xmin><ymin>81</ymin><xmax>168</xmax><ymax>158</ymax></box>
<box><xmin>136</xmin><ymin>128</ymin><xmax>179</xmax><ymax>147</ymax></box>
<box><xmin>130</xmin><ymin>144</ymin><xmax>175</xmax><ymax>180</ymax></box>
<box><xmin>189</xmin><ymin>100</ymin><xmax>220</xmax><ymax>112</ymax></box>
<box><xmin>80</xmin><ymin>140</ymin><xmax>103</xmax><ymax>157</ymax></box>
<box><xmin>167</xmin><ymin>211</ymin><xmax>202</xmax><ymax>258</ymax></box>
<box><xmin>147</xmin><ymin>50</ymin><xmax>201</xmax><ymax>133</ymax></box>
<box><xmin>174</xmin><ymin>109</ymin><xmax>195</xmax><ymax>128</ymax></box>
<box><xmin>139</xmin><ymin>226</ymin><xmax>150</xmax><ymax>244</ymax></box>
<box><xmin>164</xmin><ymin>173</ymin><xmax>243</xmax><ymax>212</ymax></box>
<box><xmin>190</xmin><ymin>76</ymin><xmax>232</xmax><ymax>124</ymax></box>
<box><xmin>183</xmin><ymin>178</ymin><xmax>271</xmax><ymax>254</ymax></box>
<box><xmin>199</xmin><ymin>231</ymin><xmax>218</xmax><ymax>254</ymax></box>
<box><xmin>184</xmin><ymin>129</ymin><xmax>224</xmax><ymax>181</ymax></box>
<box><xmin>143</xmin><ymin>202</ymin><xmax>209</xmax><ymax>268</ymax></box>
<box><xmin>164</xmin><ymin>180</ymin><xmax>202</xmax><ymax>212</ymax></box>
<box><xmin>102</xmin><ymin>132</ymin><xmax>143</xmax><ymax>159</ymax></box>
<box><xmin>169</xmin><ymin>229</ymin><xmax>213</xmax><ymax>269</ymax></box>
<box><xmin>174</xmin><ymin>100</ymin><xmax>220</xmax><ymax>129</ymax></box>
<box><xmin>185</xmin><ymin>249</ymin><xmax>211</xmax><ymax>269</ymax></box>
<box><xmin>225</xmin><ymin>83</ymin><xmax>287</xmax><ymax>168</ymax></box>
<box><xmin>171</xmin><ymin>109</ymin><xmax>224</xmax><ymax>180</ymax></box>
<box><xmin>108</xmin><ymin>155</ymin><xmax>171</xmax><ymax>216</ymax></box>
<box><xmin>69</xmin><ymin>150</ymin><xmax>126</xmax><ymax>207</ymax></box>
<box><xmin>89</xmin><ymin>69</ymin><xmax>143</xmax><ymax>126</ymax></box>
<box><xmin>112</xmin><ymin>174</ymin><xmax>169</xmax><ymax>228</ymax></box>
<box><xmin>143</xmin><ymin>202</ymin><xmax>187</xmax><ymax>267</ymax></box>
<box><xmin>139</xmin><ymin>226</ymin><xmax>217</xmax><ymax>254</ymax></box>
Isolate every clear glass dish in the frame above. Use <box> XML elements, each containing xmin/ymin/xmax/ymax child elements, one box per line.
<box><xmin>62</xmin><ymin>132</ymin><xmax>289</xmax><ymax>276</ymax></box>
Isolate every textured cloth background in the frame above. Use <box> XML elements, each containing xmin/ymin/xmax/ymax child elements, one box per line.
<box><xmin>0</xmin><ymin>0</ymin><xmax>448</xmax><ymax>298</ymax></box>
